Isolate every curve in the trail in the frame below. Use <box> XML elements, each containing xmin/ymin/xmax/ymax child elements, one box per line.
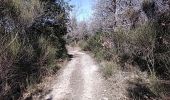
<box><xmin>45</xmin><ymin>47</ymin><xmax>108</xmax><ymax>100</ymax></box>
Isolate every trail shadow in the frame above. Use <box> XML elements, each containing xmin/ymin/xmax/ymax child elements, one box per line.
<box><xmin>66</xmin><ymin>53</ymin><xmax>74</xmax><ymax>61</ymax></box>
<box><xmin>39</xmin><ymin>89</ymin><xmax>53</xmax><ymax>100</ymax></box>
<box><xmin>127</xmin><ymin>80</ymin><xmax>159</xmax><ymax>100</ymax></box>
<box><xmin>68</xmin><ymin>54</ymin><xmax>73</xmax><ymax>58</ymax></box>
<box><xmin>24</xmin><ymin>89</ymin><xmax>53</xmax><ymax>100</ymax></box>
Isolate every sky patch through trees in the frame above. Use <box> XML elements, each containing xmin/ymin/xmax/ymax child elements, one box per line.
<box><xmin>69</xmin><ymin>0</ymin><xmax>93</xmax><ymax>21</ymax></box>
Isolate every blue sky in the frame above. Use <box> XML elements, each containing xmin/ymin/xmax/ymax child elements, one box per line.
<box><xmin>69</xmin><ymin>0</ymin><xmax>93</xmax><ymax>22</ymax></box>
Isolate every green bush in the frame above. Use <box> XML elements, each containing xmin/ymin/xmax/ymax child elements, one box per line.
<box><xmin>114</xmin><ymin>22</ymin><xmax>170</xmax><ymax>97</ymax></box>
<box><xmin>0</xmin><ymin>0</ymin><xmax>70</xmax><ymax>99</ymax></box>
<box><xmin>142</xmin><ymin>0</ymin><xmax>155</xmax><ymax>18</ymax></box>
<box><xmin>101</xmin><ymin>61</ymin><xmax>118</xmax><ymax>78</ymax></box>
<box><xmin>83</xmin><ymin>21</ymin><xmax>170</xmax><ymax>97</ymax></box>
<box><xmin>81</xmin><ymin>32</ymin><xmax>115</xmax><ymax>61</ymax></box>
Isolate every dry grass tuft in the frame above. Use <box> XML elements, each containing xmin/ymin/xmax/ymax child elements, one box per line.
<box><xmin>100</xmin><ymin>61</ymin><xmax>118</xmax><ymax>78</ymax></box>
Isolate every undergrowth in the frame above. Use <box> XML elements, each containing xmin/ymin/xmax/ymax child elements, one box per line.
<box><xmin>0</xmin><ymin>0</ymin><xmax>70</xmax><ymax>99</ymax></box>
<box><xmin>80</xmin><ymin>20</ymin><xmax>170</xmax><ymax>98</ymax></box>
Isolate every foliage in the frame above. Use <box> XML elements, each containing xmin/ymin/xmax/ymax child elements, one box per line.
<box><xmin>142</xmin><ymin>0</ymin><xmax>155</xmax><ymax>19</ymax></box>
<box><xmin>81</xmin><ymin>16</ymin><xmax>170</xmax><ymax>97</ymax></box>
<box><xmin>0</xmin><ymin>0</ymin><xmax>70</xmax><ymax>99</ymax></box>
<box><xmin>101</xmin><ymin>61</ymin><xmax>118</xmax><ymax>78</ymax></box>
<box><xmin>81</xmin><ymin>32</ymin><xmax>115</xmax><ymax>61</ymax></box>
<box><xmin>91</xmin><ymin>0</ymin><xmax>116</xmax><ymax>33</ymax></box>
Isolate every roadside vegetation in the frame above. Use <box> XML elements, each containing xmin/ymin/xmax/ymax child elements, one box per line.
<box><xmin>68</xmin><ymin>0</ymin><xmax>170</xmax><ymax>99</ymax></box>
<box><xmin>80</xmin><ymin>22</ymin><xmax>170</xmax><ymax>98</ymax></box>
<box><xmin>1</xmin><ymin>0</ymin><xmax>170</xmax><ymax>99</ymax></box>
<box><xmin>0</xmin><ymin>0</ymin><xmax>71</xmax><ymax>99</ymax></box>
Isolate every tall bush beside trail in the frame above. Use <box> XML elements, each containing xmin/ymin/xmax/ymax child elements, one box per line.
<box><xmin>81</xmin><ymin>32</ymin><xmax>115</xmax><ymax>61</ymax></box>
<box><xmin>0</xmin><ymin>0</ymin><xmax>70</xmax><ymax>99</ymax></box>
<box><xmin>84</xmin><ymin>19</ymin><xmax>170</xmax><ymax>80</ymax></box>
<box><xmin>113</xmin><ymin>20</ymin><xmax>170</xmax><ymax>79</ymax></box>
<box><xmin>83</xmin><ymin>20</ymin><xmax>170</xmax><ymax>97</ymax></box>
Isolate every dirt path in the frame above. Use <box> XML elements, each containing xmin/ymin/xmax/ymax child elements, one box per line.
<box><xmin>44</xmin><ymin>47</ymin><xmax>109</xmax><ymax>100</ymax></box>
<box><xmin>31</xmin><ymin>47</ymin><xmax>151</xmax><ymax>100</ymax></box>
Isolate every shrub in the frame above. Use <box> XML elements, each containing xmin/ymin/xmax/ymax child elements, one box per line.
<box><xmin>101</xmin><ymin>61</ymin><xmax>118</xmax><ymax>78</ymax></box>
<box><xmin>113</xmin><ymin>21</ymin><xmax>170</xmax><ymax>97</ymax></box>
<box><xmin>82</xmin><ymin>32</ymin><xmax>115</xmax><ymax>61</ymax></box>
<box><xmin>82</xmin><ymin>20</ymin><xmax>169</xmax><ymax>97</ymax></box>
<box><xmin>142</xmin><ymin>0</ymin><xmax>155</xmax><ymax>18</ymax></box>
<box><xmin>0</xmin><ymin>0</ymin><xmax>70</xmax><ymax>99</ymax></box>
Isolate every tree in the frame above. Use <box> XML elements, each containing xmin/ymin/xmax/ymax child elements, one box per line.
<box><xmin>91</xmin><ymin>0</ymin><xmax>116</xmax><ymax>33</ymax></box>
<box><xmin>77</xmin><ymin>21</ymin><xmax>89</xmax><ymax>39</ymax></box>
